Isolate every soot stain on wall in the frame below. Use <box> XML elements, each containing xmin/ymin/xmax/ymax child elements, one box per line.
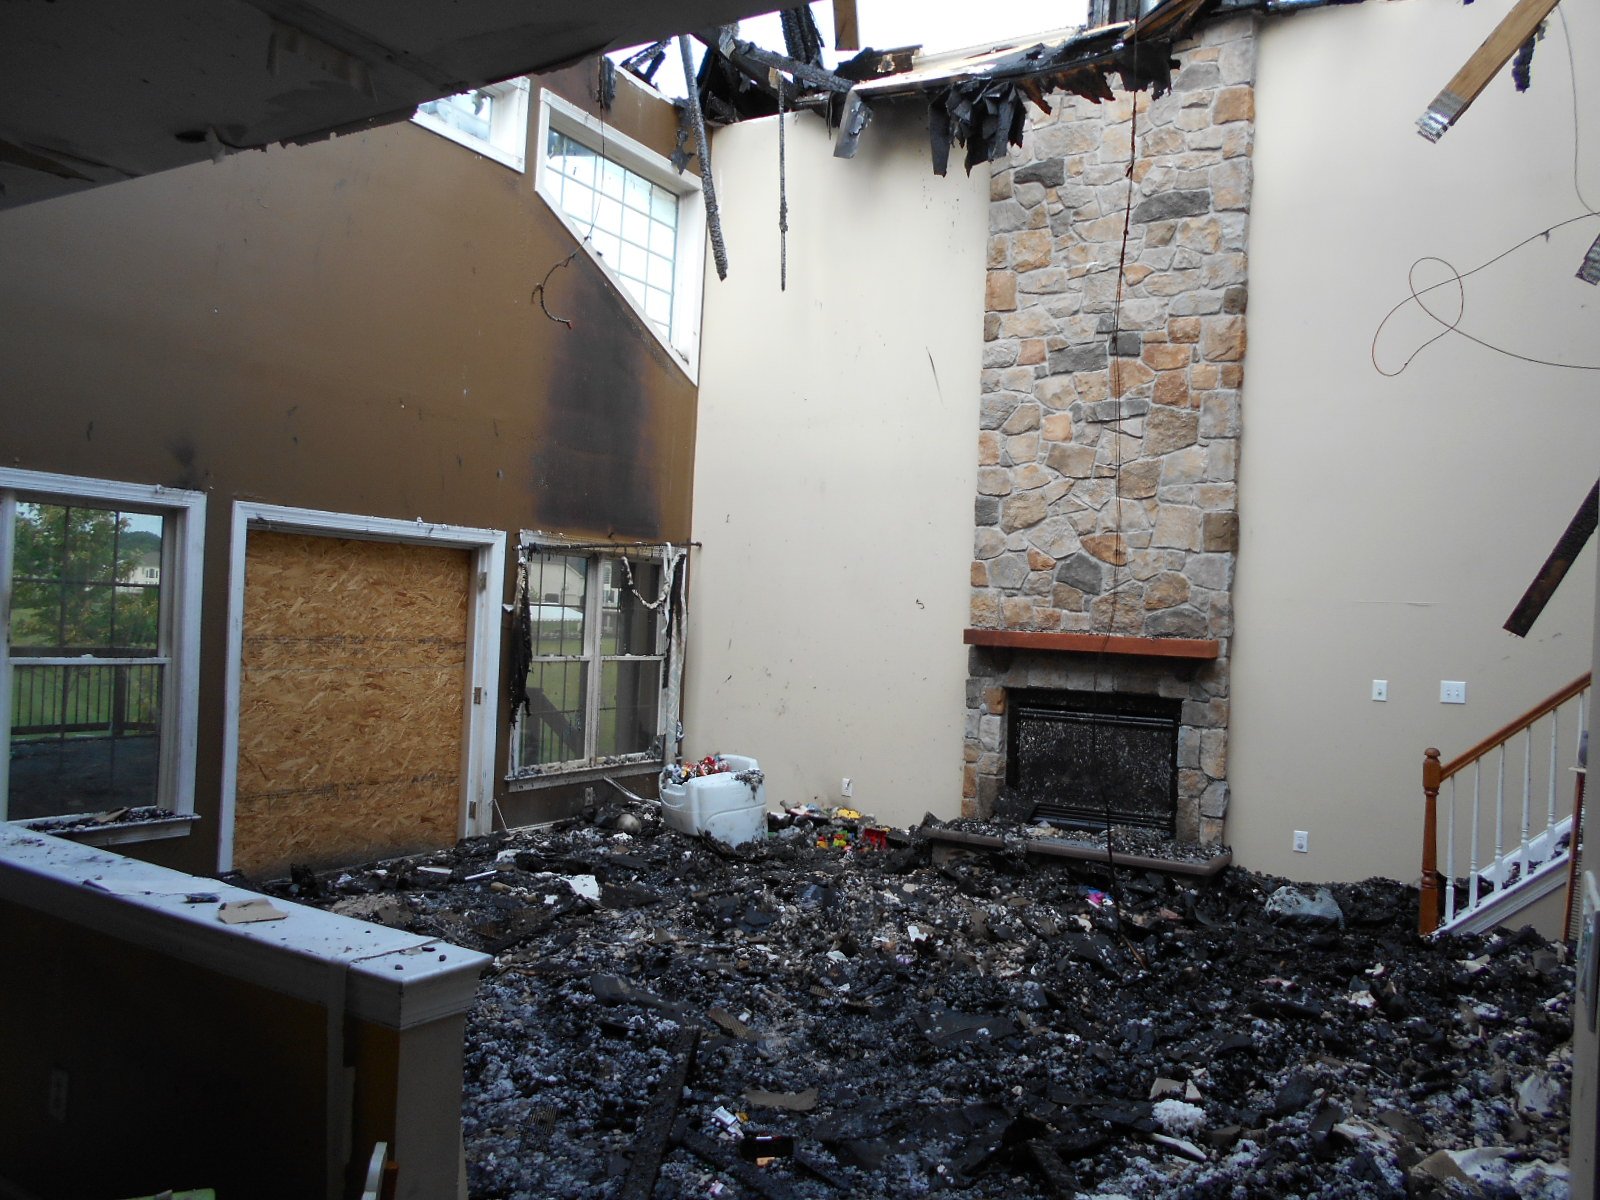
<box><xmin>528</xmin><ymin>265</ymin><xmax>680</xmax><ymax>538</ymax></box>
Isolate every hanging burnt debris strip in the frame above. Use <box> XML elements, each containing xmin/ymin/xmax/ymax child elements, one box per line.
<box><xmin>601</xmin><ymin>0</ymin><xmax>1219</xmax><ymax>293</ymax></box>
<box><xmin>655</xmin><ymin>0</ymin><xmax>1213</xmax><ymax>176</ymax></box>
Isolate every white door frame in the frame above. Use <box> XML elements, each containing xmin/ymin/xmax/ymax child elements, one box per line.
<box><xmin>219</xmin><ymin>502</ymin><xmax>504</xmax><ymax>873</ymax></box>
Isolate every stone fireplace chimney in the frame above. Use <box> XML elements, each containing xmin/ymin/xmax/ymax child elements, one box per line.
<box><xmin>963</xmin><ymin>16</ymin><xmax>1257</xmax><ymax>844</ymax></box>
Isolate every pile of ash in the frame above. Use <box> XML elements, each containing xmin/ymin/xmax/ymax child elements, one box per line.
<box><xmin>265</xmin><ymin>806</ymin><xmax>1573</xmax><ymax>1200</ymax></box>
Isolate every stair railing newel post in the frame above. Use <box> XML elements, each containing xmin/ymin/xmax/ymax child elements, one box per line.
<box><xmin>1422</xmin><ymin>747</ymin><xmax>1444</xmax><ymax>935</ymax></box>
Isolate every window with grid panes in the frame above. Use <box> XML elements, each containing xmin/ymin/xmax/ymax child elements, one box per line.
<box><xmin>533</xmin><ymin>88</ymin><xmax>706</xmax><ymax>376</ymax></box>
<box><xmin>542</xmin><ymin>129</ymin><xmax>680</xmax><ymax>339</ymax></box>
<box><xmin>411</xmin><ymin>77</ymin><xmax>530</xmax><ymax>171</ymax></box>
<box><xmin>1</xmin><ymin>470</ymin><xmax>203</xmax><ymax>826</ymax></box>
<box><xmin>515</xmin><ymin>550</ymin><xmax>666</xmax><ymax>772</ymax></box>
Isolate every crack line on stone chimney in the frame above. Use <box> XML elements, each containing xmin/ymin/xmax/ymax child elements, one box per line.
<box><xmin>1085</xmin><ymin>53</ymin><xmax>1145</xmax><ymax>943</ymax></box>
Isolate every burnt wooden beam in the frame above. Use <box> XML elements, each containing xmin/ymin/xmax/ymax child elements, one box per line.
<box><xmin>963</xmin><ymin>628</ymin><xmax>1220</xmax><ymax>659</ymax></box>
<box><xmin>1417</xmin><ymin>0</ymin><xmax>1563</xmax><ymax>141</ymax></box>
<box><xmin>714</xmin><ymin>30</ymin><xmax>856</xmax><ymax>93</ymax></box>
<box><xmin>674</xmin><ymin>1126</ymin><xmax>806</xmax><ymax>1199</ymax></box>
<box><xmin>925</xmin><ymin>824</ymin><xmax>1233</xmax><ymax>877</ymax></box>
<box><xmin>1025</xmin><ymin>1140</ymin><xmax>1082</xmax><ymax>1198</ymax></box>
<box><xmin>1504</xmin><ymin>479</ymin><xmax>1598</xmax><ymax>637</ymax></box>
<box><xmin>833</xmin><ymin>0</ymin><xmax>860</xmax><ymax>51</ymax></box>
<box><xmin>618</xmin><ymin>1025</ymin><xmax>700</xmax><ymax>1200</ymax></box>
<box><xmin>1127</xmin><ymin>0</ymin><xmax>1215</xmax><ymax>42</ymax></box>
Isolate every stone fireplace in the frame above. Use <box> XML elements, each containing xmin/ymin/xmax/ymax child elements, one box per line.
<box><xmin>961</xmin><ymin>15</ymin><xmax>1256</xmax><ymax>844</ymax></box>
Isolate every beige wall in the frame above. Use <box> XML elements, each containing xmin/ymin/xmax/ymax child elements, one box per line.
<box><xmin>683</xmin><ymin>105</ymin><xmax>989</xmax><ymax>828</ymax></box>
<box><xmin>1229</xmin><ymin>0</ymin><xmax>1599</xmax><ymax>882</ymax></box>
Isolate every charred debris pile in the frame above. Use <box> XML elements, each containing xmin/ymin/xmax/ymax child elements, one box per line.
<box><xmin>269</xmin><ymin>807</ymin><xmax>1573</xmax><ymax>1200</ymax></box>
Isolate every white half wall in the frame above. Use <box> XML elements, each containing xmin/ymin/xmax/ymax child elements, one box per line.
<box><xmin>685</xmin><ymin>104</ymin><xmax>989</xmax><ymax>829</ymax></box>
<box><xmin>1229</xmin><ymin>0</ymin><xmax>1599</xmax><ymax>882</ymax></box>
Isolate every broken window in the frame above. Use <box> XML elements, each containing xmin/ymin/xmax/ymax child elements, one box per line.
<box><xmin>534</xmin><ymin>87</ymin><xmax>707</xmax><ymax>378</ymax></box>
<box><xmin>511</xmin><ymin>544</ymin><xmax>682</xmax><ymax>777</ymax></box>
<box><xmin>412</xmin><ymin>77</ymin><xmax>531</xmax><ymax>172</ymax></box>
<box><xmin>0</xmin><ymin>471</ymin><xmax>203</xmax><ymax>826</ymax></box>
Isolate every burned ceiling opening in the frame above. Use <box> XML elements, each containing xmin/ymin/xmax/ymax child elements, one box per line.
<box><xmin>661</xmin><ymin>0</ymin><xmax>1574</xmax><ymax>182</ymax></box>
<box><xmin>271</xmin><ymin>802</ymin><xmax>1574</xmax><ymax>1200</ymax></box>
<box><xmin>646</xmin><ymin>0</ymin><xmax>1223</xmax><ymax>180</ymax></box>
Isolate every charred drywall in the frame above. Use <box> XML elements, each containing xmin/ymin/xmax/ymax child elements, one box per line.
<box><xmin>0</xmin><ymin>66</ymin><xmax>697</xmax><ymax>873</ymax></box>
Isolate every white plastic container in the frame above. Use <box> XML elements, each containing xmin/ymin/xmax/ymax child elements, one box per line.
<box><xmin>659</xmin><ymin>754</ymin><xmax>766</xmax><ymax>846</ymax></box>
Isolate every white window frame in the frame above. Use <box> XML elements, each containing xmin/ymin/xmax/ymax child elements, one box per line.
<box><xmin>509</xmin><ymin>541</ymin><xmax>677</xmax><ymax>785</ymax></box>
<box><xmin>218</xmin><ymin>503</ymin><xmax>506</xmax><ymax>871</ymax></box>
<box><xmin>411</xmin><ymin>76</ymin><xmax>531</xmax><ymax>172</ymax></box>
<box><xmin>0</xmin><ymin>468</ymin><xmax>205</xmax><ymax>841</ymax></box>
<box><xmin>534</xmin><ymin>85</ymin><xmax>707</xmax><ymax>382</ymax></box>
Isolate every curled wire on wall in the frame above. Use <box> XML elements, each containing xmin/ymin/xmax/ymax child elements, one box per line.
<box><xmin>1556</xmin><ymin>8</ymin><xmax>1595</xmax><ymax>216</ymax></box>
<box><xmin>1369</xmin><ymin>214</ymin><xmax>1600</xmax><ymax>376</ymax></box>
<box><xmin>1372</xmin><ymin>8</ymin><xmax>1599</xmax><ymax>375</ymax></box>
<box><xmin>531</xmin><ymin>60</ymin><xmax>622</xmax><ymax>329</ymax></box>
<box><xmin>532</xmin><ymin>250</ymin><xmax>580</xmax><ymax>328</ymax></box>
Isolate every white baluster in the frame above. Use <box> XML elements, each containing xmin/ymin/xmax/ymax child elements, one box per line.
<box><xmin>1494</xmin><ymin>747</ymin><xmax>1505</xmax><ymax>889</ymax></box>
<box><xmin>1548</xmin><ymin>711</ymin><xmax>1560</xmax><ymax>839</ymax></box>
<box><xmin>1519</xmin><ymin>727</ymin><xmax>1532</xmax><ymax>880</ymax></box>
<box><xmin>1445</xmin><ymin>776</ymin><xmax>1457</xmax><ymax>925</ymax></box>
<box><xmin>1469</xmin><ymin>761</ymin><xmax>1481</xmax><ymax>912</ymax></box>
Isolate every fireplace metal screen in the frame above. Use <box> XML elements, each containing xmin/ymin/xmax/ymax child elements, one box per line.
<box><xmin>1005</xmin><ymin>689</ymin><xmax>1181</xmax><ymax>834</ymax></box>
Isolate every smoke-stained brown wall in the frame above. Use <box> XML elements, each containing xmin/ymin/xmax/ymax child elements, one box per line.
<box><xmin>0</xmin><ymin>67</ymin><xmax>698</xmax><ymax>873</ymax></box>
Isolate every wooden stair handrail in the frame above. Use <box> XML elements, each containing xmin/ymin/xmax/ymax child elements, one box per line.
<box><xmin>1439</xmin><ymin>673</ymin><xmax>1591</xmax><ymax>780</ymax></box>
<box><xmin>1421</xmin><ymin>671</ymin><xmax>1591</xmax><ymax>936</ymax></box>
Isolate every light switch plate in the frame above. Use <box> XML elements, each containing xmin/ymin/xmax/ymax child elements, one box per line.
<box><xmin>1441</xmin><ymin>681</ymin><xmax>1467</xmax><ymax>704</ymax></box>
<box><xmin>1372</xmin><ymin>680</ymin><xmax>1388</xmax><ymax>702</ymax></box>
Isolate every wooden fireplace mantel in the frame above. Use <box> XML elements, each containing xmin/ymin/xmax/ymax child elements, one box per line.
<box><xmin>962</xmin><ymin>628</ymin><xmax>1220</xmax><ymax>660</ymax></box>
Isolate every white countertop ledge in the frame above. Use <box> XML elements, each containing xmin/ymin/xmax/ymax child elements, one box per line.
<box><xmin>0</xmin><ymin>824</ymin><xmax>490</xmax><ymax>1030</ymax></box>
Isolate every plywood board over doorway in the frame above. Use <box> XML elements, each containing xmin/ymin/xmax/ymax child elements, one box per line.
<box><xmin>232</xmin><ymin>532</ymin><xmax>469</xmax><ymax>877</ymax></box>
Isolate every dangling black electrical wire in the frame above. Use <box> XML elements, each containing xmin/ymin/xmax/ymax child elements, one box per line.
<box><xmin>1090</xmin><ymin>65</ymin><xmax>1143</xmax><ymax>929</ymax></box>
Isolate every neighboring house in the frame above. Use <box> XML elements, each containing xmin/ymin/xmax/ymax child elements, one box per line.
<box><xmin>118</xmin><ymin>549</ymin><xmax>162</xmax><ymax>593</ymax></box>
<box><xmin>0</xmin><ymin>63</ymin><xmax>708</xmax><ymax>878</ymax></box>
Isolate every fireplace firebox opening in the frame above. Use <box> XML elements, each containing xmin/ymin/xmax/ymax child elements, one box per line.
<box><xmin>1004</xmin><ymin>689</ymin><xmax>1182</xmax><ymax>835</ymax></box>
